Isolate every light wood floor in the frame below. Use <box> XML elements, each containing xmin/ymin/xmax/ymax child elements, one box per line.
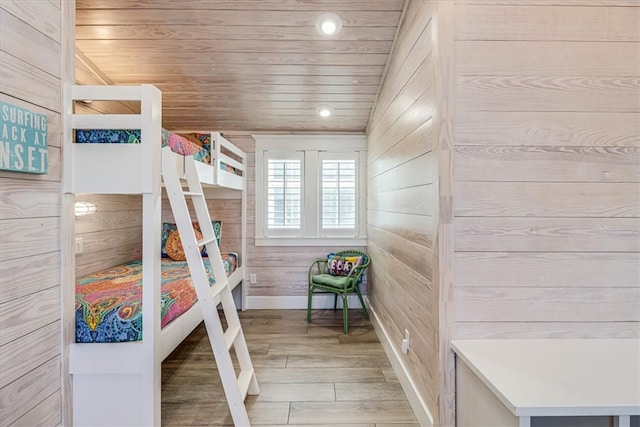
<box><xmin>162</xmin><ymin>309</ymin><xmax>418</xmax><ymax>426</ymax></box>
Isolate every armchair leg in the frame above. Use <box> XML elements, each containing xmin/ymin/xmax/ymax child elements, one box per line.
<box><xmin>307</xmin><ymin>287</ymin><xmax>313</xmax><ymax>323</ymax></box>
<box><xmin>342</xmin><ymin>293</ymin><xmax>349</xmax><ymax>334</ymax></box>
<box><xmin>333</xmin><ymin>294</ymin><xmax>338</xmax><ymax>310</ymax></box>
<box><xmin>355</xmin><ymin>287</ymin><xmax>370</xmax><ymax>320</ymax></box>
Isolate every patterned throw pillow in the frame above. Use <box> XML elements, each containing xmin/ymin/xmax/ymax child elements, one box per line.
<box><xmin>193</xmin><ymin>221</ymin><xmax>222</xmax><ymax>256</ymax></box>
<box><xmin>162</xmin><ymin>221</ymin><xmax>222</xmax><ymax>258</ymax></box>
<box><xmin>165</xmin><ymin>229</ymin><xmax>204</xmax><ymax>261</ymax></box>
<box><xmin>327</xmin><ymin>254</ymin><xmax>363</xmax><ymax>277</ymax></box>
<box><xmin>161</xmin><ymin>223</ymin><xmax>179</xmax><ymax>258</ymax></box>
<box><xmin>161</xmin><ymin>130</ymin><xmax>210</xmax><ymax>164</ymax></box>
<box><xmin>179</xmin><ymin>133</ymin><xmax>203</xmax><ymax>147</ymax></box>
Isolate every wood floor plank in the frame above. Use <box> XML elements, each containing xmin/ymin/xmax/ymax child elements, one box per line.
<box><xmin>242</xmin><ymin>324</ymin><xmax>309</xmax><ymax>335</ymax></box>
<box><xmin>268</xmin><ymin>343</ymin><xmax>386</xmax><ymax>356</ymax></box>
<box><xmin>255</xmin><ymin>367</ymin><xmax>385</xmax><ymax>384</ymax></box>
<box><xmin>161</xmin><ymin>381</ymin><xmax>227</xmax><ymax>404</ymax></box>
<box><xmin>335</xmin><ymin>382</ymin><xmax>408</xmax><ymax>401</ymax></box>
<box><xmin>286</xmin><ymin>354</ymin><xmax>390</xmax><ymax>369</ymax></box>
<box><xmin>256</xmin><ymin>425</ymin><xmax>374</xmax><ymax>427</ymax></box>
<box><xmin>250</xmin><ymin>383</ymin><xmax>335</xmax><ymax>402</ymax></box>
<box><xmin>245</xmin><ymin>354</ymin><xmax>287</xmax><ymax>368</ymax></box>
<box><xmin>162</xmin><ymin>401</ymin><xmax>290</xmax><ymax>425</ymax></box>
<box><xmin>246</xmin><ymin>401</ymin><xmax>289</xmax><ymax>424</ymax></box>
<box><xmin>289</xmin><ymin>401</ymin><xmax>417</xmax><ymax>424</ymax></box>
<box><xmin>338</xmin><ymin>328</ymin><xmax>381</xmax><ymax>344</ymax></box>
<box><xmin>382</xmin><ymin>368</ymin><xmax>400</xmax><ymax>383</ymax></box>
<box><xmin>307</xmin><ymin>324</ymin><xmax>371</xmax><ymax>337</ymax></box>
<box><xmin>239</xmin><ymin>333</ymin><xmax>340</xmax><ymax>345</ymax></box>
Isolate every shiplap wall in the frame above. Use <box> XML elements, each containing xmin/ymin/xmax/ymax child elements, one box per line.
<box><xmin>452</xmin><ymin>0</ymin><xmax>640</xmax><ymax>339</ymax></box>
<box><xmin>0</xmin><ymin>1</ymin><xmax>63</xmax><ymax>425</ymax></box>
<box><xmin>75</xmin><ymin>194</ymin><xmax>143</xmax><ymax>276</ymax></box>
<box><xmin>366</xmin><ymin>0</ymin><xmax>439</xmax><ymax>420</ymax></box>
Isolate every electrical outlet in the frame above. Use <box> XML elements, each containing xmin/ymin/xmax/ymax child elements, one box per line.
<box><xmin>249</xmin><ymin>273</ymin><xmax>257</xmax><ymax>284</ymax></box>
<box><xmin>75</xmin><ymin>237</ymin><xmax>84</xmax><ymax>254</ymax></box>
<box><xmin>401</xmin><ymin>329</ymin><xmax>410</xmax><ymax>354</ymax></box>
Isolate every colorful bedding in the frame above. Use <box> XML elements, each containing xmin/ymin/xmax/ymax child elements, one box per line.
<box><xmin>73</xmin><ymin>129</ymin><xmax>241</xmax><ymax>176</ymax></box>
<box><xmin>183</xmin><ymin>133</ymin><xmax>242</xmax><ymax>176</ymax></box>
<box><xmin>75</xmin><ymin>254</ymin><xmax>238</xmax><ymax>343</ymax></box>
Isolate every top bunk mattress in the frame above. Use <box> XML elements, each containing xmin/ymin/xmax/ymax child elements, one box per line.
<box><xmin>74</xmin><ymin>129</ymin><xmax>241</xmax><ymax>176</ymax></box>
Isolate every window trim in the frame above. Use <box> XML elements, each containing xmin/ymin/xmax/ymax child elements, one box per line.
<box><xmin>254</xmin><ymin>135</ymin><xmax>367</xmax><ymax>247</ymax></box>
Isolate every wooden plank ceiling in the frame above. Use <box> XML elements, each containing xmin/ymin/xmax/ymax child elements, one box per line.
<box><xmin>75</xmin><ymin>0</ymin><xmax>404</xmax><ymax>132</ymax></box>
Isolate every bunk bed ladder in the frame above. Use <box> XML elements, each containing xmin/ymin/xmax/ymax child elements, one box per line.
<box><xmin>161</xmin><ymin>147</ymin><xmax>259</xmax><ymax>426</ymax></box>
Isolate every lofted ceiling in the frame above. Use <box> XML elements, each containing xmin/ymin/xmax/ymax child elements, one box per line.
<box><xmin>74</xmin><ymin>0</ymin><xmax>404</xmax><ymax>133</ymax></box>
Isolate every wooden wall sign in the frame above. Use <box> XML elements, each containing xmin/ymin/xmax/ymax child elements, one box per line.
<box><xmin>0</xmin><ymin>101</ymin><xmax>48</xmax><ymax>174</ymax></box>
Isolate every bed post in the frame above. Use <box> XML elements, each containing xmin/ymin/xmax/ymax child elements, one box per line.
<box><xmin>140</xmin><ymin>84</ymin><xmax>163</xmax><ymax>425</ymax></box>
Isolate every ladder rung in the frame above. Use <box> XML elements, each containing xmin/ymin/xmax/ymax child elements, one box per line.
<box><xmin>197</xmin><ymin>237</ymin><xmax>217</xmax><ymax>246</ymax></box>
<box><xmin>237</xmin><ymin>369</ymin><xmax>254</xmax><ymax>399</ymax></box>
<box><xmin>183</xmin><ymin>191</ymin><xmax>204</xmax><ymax>197</ymax></box>
<box><xmin>224</xmin><ymin>325</ymin><xmax>242</xmax><ymax>350</ymax></box>
<box><xmin>209</xmin><ymin>281</ymin><xmax>228</xmax><ymax>301</ymax></box>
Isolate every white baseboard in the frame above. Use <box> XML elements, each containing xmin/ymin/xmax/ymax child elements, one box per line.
<box><xmin>367</xmin><ymin>297</ymin><xmax>435</xmax><ymax>427</ymax></box>
<box><xmin>245</xmin><ymin>294</ymin><xmax>366</xmax><ymax>310</ymax></box>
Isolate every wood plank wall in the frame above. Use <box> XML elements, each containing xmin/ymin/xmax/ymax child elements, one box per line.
<box><xmin>452</xmin><ymin>0</ymin><xmax>640</xmax><ymax>339</ymax></box>
<box><xmin>0</xmin><ymin>1</ymin><xmax>64</xmax><ymax>425</ymax></box>
<box><xmin>366</xmin><ymin>0</ymin><xmax>439</xmax><ymax>421</ymax></box>
<box><xmin>75</xmin><ymin>194</ymin><xmax>143</xmax><ymax>276</ymax></box>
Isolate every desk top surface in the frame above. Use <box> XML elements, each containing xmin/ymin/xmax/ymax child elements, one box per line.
<box><xmin>451</xmin><ymin>339</ymin><xmax>640</xmax><ymax>417</ymax></box>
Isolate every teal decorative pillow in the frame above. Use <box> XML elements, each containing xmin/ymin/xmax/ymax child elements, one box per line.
<box><xmin>161</xmin><ymin>223</ymin><xmax>178</xmax><ymax>258</ymax></box>
<box><xmin>327</xmin><ymin>254</ymin><xmax>363</xmax><ymax>277</ymax></box>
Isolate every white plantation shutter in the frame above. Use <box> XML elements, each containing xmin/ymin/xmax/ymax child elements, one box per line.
<box><xmin>264</xmin><ymin>152</ymin><xmax>304</xmax><ymax>236</ymax></box>
<box><xmin>321</xmin><ymin>160</ymin><xmax>356</xmax><ymax>229</ymax></box>
<box><xmin>320</xmin><ymin>153</ymin><xmax>358</xmax><ymax>235</ymax></box>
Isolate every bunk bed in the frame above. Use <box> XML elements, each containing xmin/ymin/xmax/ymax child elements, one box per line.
<box><xmin>63</xmin><ymin>84</ymin><xmax>248</xmax><ymax>426</ymax></box>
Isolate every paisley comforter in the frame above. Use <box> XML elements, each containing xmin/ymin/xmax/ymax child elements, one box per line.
<box><xmin>75</xmin><ymin>255</ymin><xmax>237</xmax><ymax>343</ymax></box>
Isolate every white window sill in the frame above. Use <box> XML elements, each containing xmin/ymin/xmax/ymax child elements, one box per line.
<box><xmin>255</xmin><ymin>237</ymin><xmax>367</xmax><ymax>247</ymax></box>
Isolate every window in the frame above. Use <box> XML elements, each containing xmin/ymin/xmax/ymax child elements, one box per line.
<box><xmin>254</xmin><ymin>135</ymin><xmax>367</xmax><ymax>246</ymax></box>
<box><xmin>320</xmin><ymin>155</ymin><xmax>356</xmax><ymax>231</ymax></box>
<box><xmin>265</xmin><ymin>153</ymin><xmax>303</xmax><ymax>236</ymax></box>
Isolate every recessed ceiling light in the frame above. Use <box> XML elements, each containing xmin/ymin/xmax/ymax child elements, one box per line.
<box><xmin>316</xmin><ymin>13</ymin><xmax>343</xmax><ymax>36</ymax></box>
<box><xmin>317</xmin><ymin>106</ymin><xmax>333</xmax><ymax>118</ymax></box>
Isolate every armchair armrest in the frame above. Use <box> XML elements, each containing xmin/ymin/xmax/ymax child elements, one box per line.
<box><xmin>308</xmin><ymin>258</ymin><xmax>328</xmax><ymax>278</ymax></box>
<box><xmin>346</xmin><ymin>263</ymin><xmax>366</xmax><ymax>281</ymax></box>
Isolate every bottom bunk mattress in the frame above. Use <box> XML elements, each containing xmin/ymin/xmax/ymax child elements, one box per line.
<box><xmin>75</xmin><ymin>255</ymin><xmax>238</xmax><ymax>343</ymax></box>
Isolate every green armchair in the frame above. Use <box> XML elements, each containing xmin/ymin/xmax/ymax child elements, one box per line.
<box><xmin>306</xmin><ymin>250</ymin><xmax>370</xmax><ymax>333</ymax></box>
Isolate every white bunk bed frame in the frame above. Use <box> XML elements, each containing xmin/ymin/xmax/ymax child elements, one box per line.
<box><xmin>63</xmin><ymin>84</ymin><xmax>247</xmax><ymax>426</ymax></box>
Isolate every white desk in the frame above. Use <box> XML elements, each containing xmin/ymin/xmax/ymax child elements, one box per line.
<box><xmin>451</xmin><ymin>339</ymin><xmax>640</xmax><ymax>427</ymax></box>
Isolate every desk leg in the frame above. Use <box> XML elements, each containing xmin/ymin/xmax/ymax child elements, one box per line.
<box><xmin>615</xmin><ymin>415</ymin><xmax>630</xmax><ymax>427</ymax></box>
<box><xmin>519</xmin><ymin>416</ymin><xmax>531</xmax><ymax>427</ymax></box>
